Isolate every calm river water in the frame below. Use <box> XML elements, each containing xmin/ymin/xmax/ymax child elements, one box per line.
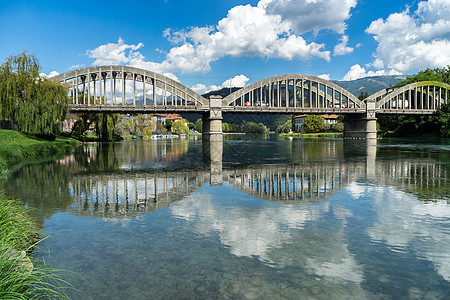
<box><xmin>1</xmin><ymin>136</ymin><xmax>450</xmax><ymax>299</ymax></box>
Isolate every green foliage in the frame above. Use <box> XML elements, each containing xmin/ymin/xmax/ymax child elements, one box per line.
<box><xmin>97</xmin><ymin>113</ymin><xmax>118</xmax><ymax>141</ymax></box>
<box><xmin>380</xmin><ymin>66</ymin><xmax>450</xmax><ymax>137</ymax></box>
<box><xmin>155</xmin><ymin>122</ymin><xmax>167</xmax><ymax>135</ymax></box>
<box><xmin>172</xmin><ymin>120</ymin><xmax>188</xmax><ymax>134</ymax></box>
<box><xmin>114</xmin><ymin>114</ymin><xmax>131</xmax><ymax>137</ymax></box>
<box><xmin>222</xmin><ymin>122</ymin><xmax>230</xmax><ymax>132</ymax></box>
<box><xmin>332</xmin><ymin>122</ymin><xmax>344</xmax><ymax>132</ymax></box>
<box><xmin>129</xmin><ymin>115</ymin><xmax>153</xmax><ymax>137</ymax></box>
<box><xmin>437</xmin><ymin>103</ymin><xmax>450</xmax><ymax>137</ymax></box>
<box><xmin>0</xmin><ymin>129</ymin><xmax>79</xmax><ymax>177</ymax></box>
<box><xmin>302</xmin><ymin>115</ymin><xmax>324</xmax><ymax>133</ymax></box>
<box><xmin>187</xmin><ymin>122</ymin><xmax>195</xmax><ymax>130</ymax></box>
<box><xmin>358</xmin><ymin>91</ymin><xmax>369</xmax><ymax>100</ymax></box>
<box><xmin>241</xmin><ymin>120</ymin><xmax>269</xmax><ymax>134</ymax></box>
<box><xmin>396</xmin><ymin>66</ymin><xmax>450</xmax><ymax>86</ymax></box>
<box><xmin>71</xmin><ymin>112</ymin><xmax>118</xmax><ymax>141</ymax></box>
<box><xmin>165</xmin><ymin>119</ymin><xmax>173</xmax><ymax>131</ymax></box>
<box><xmin>276</xmin><ymin>119</ymin><xmax>292</xmax><ymax>133</ymax></box>
<box><xmin>195</xmin><ymin>119</ymin><xmax>203</xmax><ymax>132</ymax></box>
<box><xmin>0</xmin><ymin>51</ymin><xmax>68</xmax><ymax>137</ymax></box>
<box><xmin>0</xmin><ymin>193</ymin><xmax>73</xmax><ymax>299</ymax></box>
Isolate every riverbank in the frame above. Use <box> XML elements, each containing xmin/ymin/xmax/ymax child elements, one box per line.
<box><xmin>0</xmin><ymin>130</ymin><xmax>79</xmax><ymax>177</ymax></box>
<box><xmin>280</xmin><ymin>132</ymin><xmax>343</xmax><ymax>138</ymax></box>
<box><xmin>0</xmin><ymin>193</ymin><xmax>71</xmax><ymax>298</ymax></box>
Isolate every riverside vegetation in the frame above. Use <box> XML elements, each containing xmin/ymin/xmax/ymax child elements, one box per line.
<box><xmin>0</xmin><ymin>132</ymin><xmax>78</xmax><ymax>298</ymax></box>
<box><xmin>0</xmin><ymin>130</ymin><xmax>79</xmax><ymax>177</ymax></box>
<box><xmin>0</xmin><ymin>52</ymin><xmax>78</xmax><ymax>298</ymax></box>
<box><xmin>0</xmin><ymin>192</ymin><xmax>74</xmax><ymax>299</ymax></box>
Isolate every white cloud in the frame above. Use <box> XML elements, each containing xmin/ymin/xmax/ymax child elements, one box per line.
<box><xmin>85</xmin><ymin>0</ymin><xmax>364</xmax><ymax>88</ymax></box>
<box><xmin>334</xmin><ymin>35</ymin><xmax>354</xmax><ymax>56</ymax></box>
<box><xmin>191</xmin><ymin>83</ymin><xmax>209</xmax><ymax>95</ymax></box>
<box><xmin>260</xmin><ymin>0</ymin><xmax>357</xmax><ymax>35</ymax></box>
<box><xmin>39</xmin><ymin>71</ymin><xmax>60</xmax><ymax>78</ymax></box>
<box><xmin>191</xmin><ymin>74</ymin><xmax>250</xmax><ymax>95</ymax></box>
<box><xmin>365</xmin><ymin>0</ymin><xmax>450</xmax><ymax>74</ymax></box>
<box><xmin>87</xmin><ymin>0</ymin><xmax>360</xmax><ymax>77</ymax></box>
<box><xmin>318</xmin><ymin>74</ymin><xmax>330</xmax><ymax>80</ymax></box>
<box><xmin>367</xmin><ymin>185</ymin><xmax>450</xmax><ymax>282</ymax></box>
<box><xmin>222</xmin><ymin>74</ymin><xmax>250</xmax><ymax>88</ymax></box>
<box><xmin>87</xmin><ymin>37</ymin><xmax>144</xmax><ymax>66</ymax></box>
<box><xmin>69</xmin><ymin>64</ymin><xmax>85</xmax><ymax>70</ymax></box>
<box><xmin>160</xmin><ymin>3</ymin><xmax>331</xmax><ymax>73</ymax></box>
<box><xmin>342</xmin><ymin>64</ymin><xmax>401</xmax><ymax>81</ymax></box>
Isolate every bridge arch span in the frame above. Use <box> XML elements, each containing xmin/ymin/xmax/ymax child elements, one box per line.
<box><xmin>52</xmin><ymin>65</ymin><xmax>208</xmax><ymax>113</ymax></box>
<box><xmin>366</xmin><ymin>81</ymin><xmax>450</xmax><ymax>114</ymax></box>
<box><xmin>223</xmin><ymin>74</ymin><xmax>365</xmax><ymax>113</ymax></box>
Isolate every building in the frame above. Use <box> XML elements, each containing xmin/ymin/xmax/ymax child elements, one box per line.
<box><xmin>151</xmin><ymin>114</ymin><xmax>167</xmax><ymax>126</ymax></box>
<box><xmin>294</xmin><ymin>114</ymin><xmax>339</xmax><ymax>132</ymax></box>
<box><xmin>164</xmin><ymin>113</ymin><xmax>185</xmax><ymax>123</ymax></box>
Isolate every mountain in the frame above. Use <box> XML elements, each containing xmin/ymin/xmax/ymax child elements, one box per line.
<box><xmin>332</xmin><ymin>75</ymin><xmax>408</xmax><ymax>96</ymax></box>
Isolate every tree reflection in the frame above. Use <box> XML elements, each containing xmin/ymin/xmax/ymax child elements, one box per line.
<box><xmin>0</xmin><ymin>162</ymin><xmax>72</xmax><ymax>227</ymax></box>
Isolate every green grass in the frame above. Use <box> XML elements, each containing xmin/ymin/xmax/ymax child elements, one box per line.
<box><xmin>280</xmin><ymin>132</ymin><xmax>343</xmax><ymax>138</ymax></box>
<box><xmin>0</xmin><ymin>130</ymin><xmax>79</xmax><ymax>177</ymax></box>
<box><xmin>0</xmin><ymin>193</ymin><xmax>74</xmax><ymax>299</ymax></box>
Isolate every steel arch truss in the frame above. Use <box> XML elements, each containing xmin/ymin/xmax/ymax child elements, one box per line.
<box><xmin>222</xmin><ymin>75</ymin><xmax>365</xmax><ymax>114</ymax></box>
<box><xmin>369</xmin><ymin>81</ymin><xmax>450</xmax><ymax>115</ymax></box>
<box><xmin>52</xmin><ymin>66</ymin><xmax>208</xmax><ymax>113</ymax></box>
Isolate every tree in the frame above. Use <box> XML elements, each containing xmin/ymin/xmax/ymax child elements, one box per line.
<box><xmin>129</xmin><ymin>114</ymin><xmax>153</xmax><ymax>137</ymax></box>
<box><xmin>276</xmin><ymin>119</ymin><xmax>292</xmax><ymax>133</ymax></box>
<box><xmin>0</xmin><ymin>51</ymin><xmax>68</xmax><ymax>137</ymax></box>
<box><xmin>437</xmin><ymin>103</ymin><xmax>450</xmax><ymax>137</ymax></box>
<box><xmin>303</xmin><ymin>115</ymin><xmax>324</xmax><ymax>133</ymax></box>
<box><xmin>195</xmin><ymin>119</ymin><xmax>203</xmax><ymax>132</ymax></box>
<box><xmin>97</xmin><ymin>113</ymin><xmax>118</xmax><ymax>141</ymax></box>
<box><xmin>172</xmin><ymin>120</ymin><xmax>189</xmax><ymax>134</ymax></box>
<box><xmin>222</xmin><ymin>122</ymin><xmax>229</xmax><ymax>132</ymax></box>
<box><xmin>358</xmin><ymin>91</ymin><xmax>369</xmax><ymax>100</ymax></box>
<box><xmin>396</xmin><ymin>67</ymin><xmax>450</xmax><ymax>86</ymax></box>
<box><xmin>165</xmin><ymin>119</ymin><xmax>173</xmax><ymax>131</ymax></box>
<box><xmin>188</xmin><ymin>122</ymin><xmax>195</xmax><ymax>131</ymax></box>
<box><xmin>71</xmin><ymin>112</ymin><xmax>119</xmax><ymax>141</ymax></box>
<box><xmin>241</xmin><ymin>120</ymin><xmax>269</xmax><ymax>134</ymax></box>
<box><xmin>155</xmin><ymin>122</ymin><xmax>167</xmax><ymax>135</ymax></box>
<box><xmin>114</xmin><ymin>114</ymin><xmax>132</xmax><ymax>137</ymax></box>
<box><xmin>378</xmin><ymin>66</ymin><xmax>450</xmax><ymax>137</ymax></box>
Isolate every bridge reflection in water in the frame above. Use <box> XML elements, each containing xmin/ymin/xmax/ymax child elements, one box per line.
<box><xmin>69</xmin><ymin>140</ymin><xmax>448</xmax><ymax>218</ymax></box>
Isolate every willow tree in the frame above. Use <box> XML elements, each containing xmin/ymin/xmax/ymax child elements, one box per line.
<box><xmin>0</xmin><ymin>51</ymin><xmax>68</xmax><ymax>137</ymax></box>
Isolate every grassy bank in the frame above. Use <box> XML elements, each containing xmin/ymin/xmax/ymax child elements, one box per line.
<box><xmin>0</xmin><ymin>193</ymin><xmax>71</xmax><ymax>299</ymax></box>
<box><xmin>280</xmin><ymin>132</ymin><xmax>343</xmax><ymax>138</ymax></box>
<box><xmin>0</xmin><ymin>130</ymin><xmax>79</xmax><ymax>177</ymax></box>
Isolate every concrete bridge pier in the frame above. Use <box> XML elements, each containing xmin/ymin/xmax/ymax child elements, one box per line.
<box><xmin>343</xmin><ymin>99</ymin><xmax>377</xmax><ymax>139</ymax></box>
<box><xmin>202</xmin><ymin>95</ymin><xmax>223</xmax><ymax>142</ymax></box>
<box><xmin>202</xmin><ymin>139</ymin><xmax>223</xmax><ymax>186</ymax></box>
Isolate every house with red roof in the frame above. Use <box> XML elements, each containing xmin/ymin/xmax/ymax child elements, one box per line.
<box><xmin>293</xmin><ymin>114</ymin><xmax>339</xmax><ymax>132</ymax></box>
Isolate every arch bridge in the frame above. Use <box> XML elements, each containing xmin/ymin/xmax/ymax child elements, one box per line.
<box><xmin>52</xmin><ymin>66</ymin><xmax>450</xmax><ymax>139</ymax></box>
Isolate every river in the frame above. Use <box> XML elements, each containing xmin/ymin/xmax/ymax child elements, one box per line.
<box><xmin>1</xmin><ymin>135</ymin><xmax>449</xmax><ymax>299</ymax></box>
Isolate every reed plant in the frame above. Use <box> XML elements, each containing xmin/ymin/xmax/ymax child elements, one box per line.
<box><xmin>0</xmin><ymin>193</ymin><xmax>74</xmax><ymax>299</ymax></box>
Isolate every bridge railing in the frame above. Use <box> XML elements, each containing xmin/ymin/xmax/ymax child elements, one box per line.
<box><xmin>52</xmin><ymin>66</ymin><xmax>208</xmax><ymax>112</ymax></box>
<box><xmin>222</xmin><ymin>75</ymin><xmax>365</xmax><ymax>113</ymax></box>
<box><xmin>366</xmin><ymin>81</ymin><xmax>450</xmax><ymax>114</ymax></box>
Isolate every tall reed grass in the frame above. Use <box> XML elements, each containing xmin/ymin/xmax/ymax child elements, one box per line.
<box><xmin>0</xmin><ymin>193</ymin><xmax>74</xmax><ymax>299</ymax></box>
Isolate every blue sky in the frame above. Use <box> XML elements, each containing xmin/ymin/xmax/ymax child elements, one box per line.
<box><xmin>1</xmin><ymin>0</ymin><xmax>449</xmax><ymax>94</ymax></box>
